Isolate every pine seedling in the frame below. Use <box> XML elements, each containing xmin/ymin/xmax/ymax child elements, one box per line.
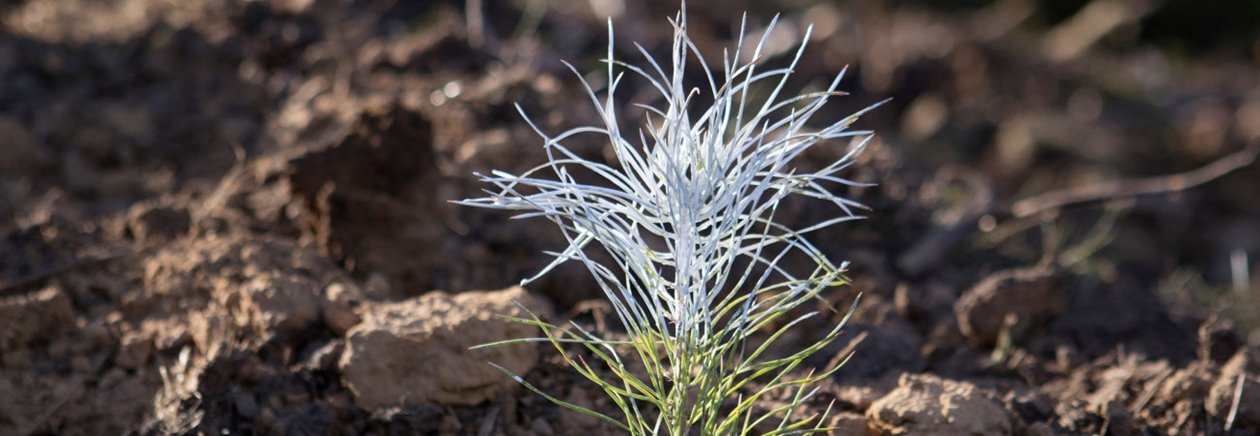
<box><xmin>456</xmin><ymin>7</ymin><xmax>883</xmax><ymax>435</ymax></box>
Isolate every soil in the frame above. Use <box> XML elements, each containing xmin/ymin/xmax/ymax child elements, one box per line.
<box><xmin>1</xmin><ymin>0</ymin><xmax>1259</xmax><ymax>435</ymax></box>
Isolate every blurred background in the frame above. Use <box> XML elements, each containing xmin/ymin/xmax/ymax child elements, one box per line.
<box><xmin>1</xmin><ymin>0</ymin><xmax>1259</xmax><ymax>433</ymax></box>
<box><xmin>3</xmin><ymin>0</ymin><xmax>1257</xmax><ymax>336</ymax></box>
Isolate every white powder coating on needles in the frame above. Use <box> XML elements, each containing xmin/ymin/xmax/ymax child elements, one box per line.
<box><xmin>457</xmin><ymin>10</ymin><xmax>882</xmax><ymax>345</ymax></box>
<box><xmin>456</xmin><ymin>5</ymin><xmax>884</xmax><ymax>433</ymax></box>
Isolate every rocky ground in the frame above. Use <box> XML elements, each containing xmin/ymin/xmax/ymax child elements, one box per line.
<box><xmin>1</xmin><ymin>0</ymin><xmax>1259</xmax><ymax>434</ymax></box>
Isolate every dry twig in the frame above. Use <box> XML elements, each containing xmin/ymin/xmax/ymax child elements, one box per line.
<box><xmin>1011</xmin><ymin>143</ymin><xmax>1260</xmax><ymax>218</ymax></box>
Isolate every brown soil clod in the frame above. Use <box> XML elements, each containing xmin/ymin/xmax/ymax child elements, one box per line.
<box><xmin>339</xmin><ymin>286</ymin><xmax>552</xmax><ymax>409</ymax></box>
<box><xmin>955</xmin><ymin>266</ymin><xmax>1066</xmax><ymax>347</ymax></box>
<box><xmin>866</xmin><ymin>373</ymin><xmax>1017</xmax><ymax>435</ymax></box>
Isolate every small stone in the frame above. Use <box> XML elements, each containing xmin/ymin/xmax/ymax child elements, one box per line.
<box><xmin>339</xmin><ymin>286</ymin><xmax>551</xmax><ymax>409</ymax></box>
<box><xmin>867</xmin><ymin>373</ymin><xmax>1015</xmax><ymax>435</ymax></box>
<box><xmin>955</xmin><ymin>267</ymin><xmax>1065</xmax><ymax>346</ymax></box>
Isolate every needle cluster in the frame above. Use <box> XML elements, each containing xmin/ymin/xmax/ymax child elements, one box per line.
<box><xmin>457</xmin><ymin>8</ymin><xmax>882</xmax><ymax>435</ymax></box>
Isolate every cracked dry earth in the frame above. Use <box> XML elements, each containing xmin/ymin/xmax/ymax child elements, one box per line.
<box><xmin>1</xmin><ymin>0</ymin><xmax>1259</xmax><ymax>435</ymax></box>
